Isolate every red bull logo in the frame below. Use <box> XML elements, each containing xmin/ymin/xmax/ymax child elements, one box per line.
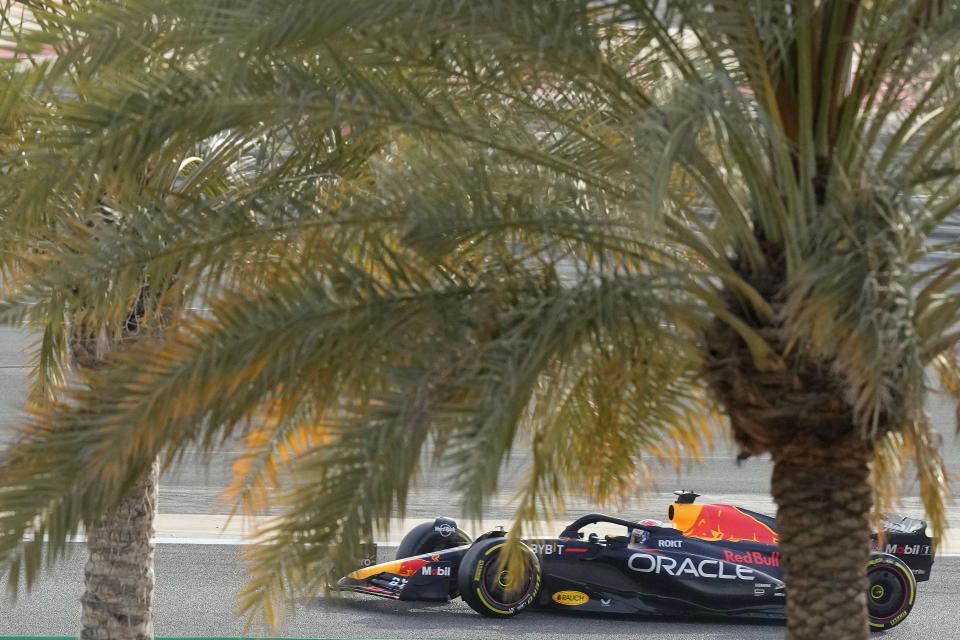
<box><xmin>395</xmin><ymin>558</ymin><xmax>431</xmax><ymax>577</ymax></box>
<box><xmin>350</xmin><ymin>556</ymin><xmax>433</xmax><ymax>581</ymax></box>
<box><xmin>723</xmin><ymin>550</ymin><xmax>779</xmax><ymax>566</ymax></box>
<box><xmin>671</xmin><ymin>504</ymin><xmax>778</xmax><ymax>544</ymax></box>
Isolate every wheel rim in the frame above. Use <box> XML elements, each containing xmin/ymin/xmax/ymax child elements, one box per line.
<box><xmin>480</xmin><ymin>553</ymin><xmax>535</xmax><ymax>607</ymax></box>
<box><xmin>867</xmin><ymin>567</ymin><xmax>907</xmax><ymax>621</ymax></box>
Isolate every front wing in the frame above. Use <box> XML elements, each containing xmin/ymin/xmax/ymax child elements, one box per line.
<box><xmin>335</xmin><ymin>546</ymin><xmax>470</xmax><ymax>601</ymax></box>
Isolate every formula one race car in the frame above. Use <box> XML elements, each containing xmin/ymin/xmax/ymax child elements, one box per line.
<box><xmin>336</xmin><ymin>492</ymin><xmax>934</xmax><ymax>632</ymax></box>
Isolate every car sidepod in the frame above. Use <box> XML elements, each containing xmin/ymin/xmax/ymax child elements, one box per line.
<box><xmin>530</xmin><ymin>529</ymin><xmax>786</xmax><ymax>619</ymax></box>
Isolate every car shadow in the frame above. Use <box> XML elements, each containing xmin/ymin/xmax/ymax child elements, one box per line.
<box><xmin>307</xmin><ymin>593</ymin><xmax>787</xmax><ymax>637</ymax></box>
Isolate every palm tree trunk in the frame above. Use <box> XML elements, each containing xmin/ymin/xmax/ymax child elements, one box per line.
<box><xmin>771</xmin><ymin>445</ymin><xmax>873</xmax><ymax>640</ymax></box>
<box><xmin>69</xmin><ymin>282</ymin><xmax>163</xmax><ymax>639</ymax></box>
<box><xmin>80</xmin><ymin>459</ymin><xmax>158</xmax><ymax>640</ymax></box>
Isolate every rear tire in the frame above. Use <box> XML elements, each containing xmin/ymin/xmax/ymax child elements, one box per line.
<box><xmin>457</xmin><ymin>538</ymin><xmax>541</xmax><ymax>617</ymax></box>
<box><xmin>867</xmin><ymin>553</ymin><xmax>916</xmax><ymax>632</ymax></box>
<box><xmin>395</xmin><ymin>518</ymin><xmax>472</xmax><ymax>559</ymax></box>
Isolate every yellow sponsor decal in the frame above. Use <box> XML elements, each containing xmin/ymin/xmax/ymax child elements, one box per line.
<box><xmin>552</xmin><ymin>590</ymin><xmax>589</xmax><ymax>606</ymax></box>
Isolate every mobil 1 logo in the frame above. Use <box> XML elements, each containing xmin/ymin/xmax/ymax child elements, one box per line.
<box><xmin>421</xmin><ymin>562</ymin><xmax>453</xmax><ymax>577</ymax></box>
<box><xmin>885</xmin><ymin>543</ymin><xmax>931</xmax><ymax>555</ymax></box>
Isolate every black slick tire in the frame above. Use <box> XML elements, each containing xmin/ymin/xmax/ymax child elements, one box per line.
<box><xmin>457</xmin><ymin>538</ymin><xmax>541</xmax><ymax>618</ymax></box>
<box><xmin>867</xmin><ymin>553</ymin><xmax>916</xmax><ymax>632</ymax></box>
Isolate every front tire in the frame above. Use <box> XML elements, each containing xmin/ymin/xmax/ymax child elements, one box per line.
<box><xmin>867</xmin><ymin>553</ymin><xmax>916</xmax><ymax>632</ymax></box>
<box><xmin>457</xmin><ymin>538</ymin><xmax>541</xmax><ymax>618</ymax></box>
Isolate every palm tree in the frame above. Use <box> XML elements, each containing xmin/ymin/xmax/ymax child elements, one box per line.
<box><xmin>2</xmin><ymin>41</ymin><xmax>166</xmax><ymax>639</ymax></box>
<box><xmin>1</xmin><ymin>2</ymin><xmax>958</xmax><ymax>639</ymax></box>
<box><xmin>0</xmin><ymin>6</ymin><xmax>286</xmax><ymax>636</ymax></box>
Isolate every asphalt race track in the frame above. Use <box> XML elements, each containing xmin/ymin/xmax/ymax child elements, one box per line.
<box><xmin>1</xmin><ymin>325</ymin><xmax>959</xmax><ymax>638</ymax></box>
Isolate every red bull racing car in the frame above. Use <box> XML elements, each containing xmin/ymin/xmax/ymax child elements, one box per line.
<box><xmin>336</xmin><ymin>492</ymin><xmax>933</xmax><ymax>632</ymax></box>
